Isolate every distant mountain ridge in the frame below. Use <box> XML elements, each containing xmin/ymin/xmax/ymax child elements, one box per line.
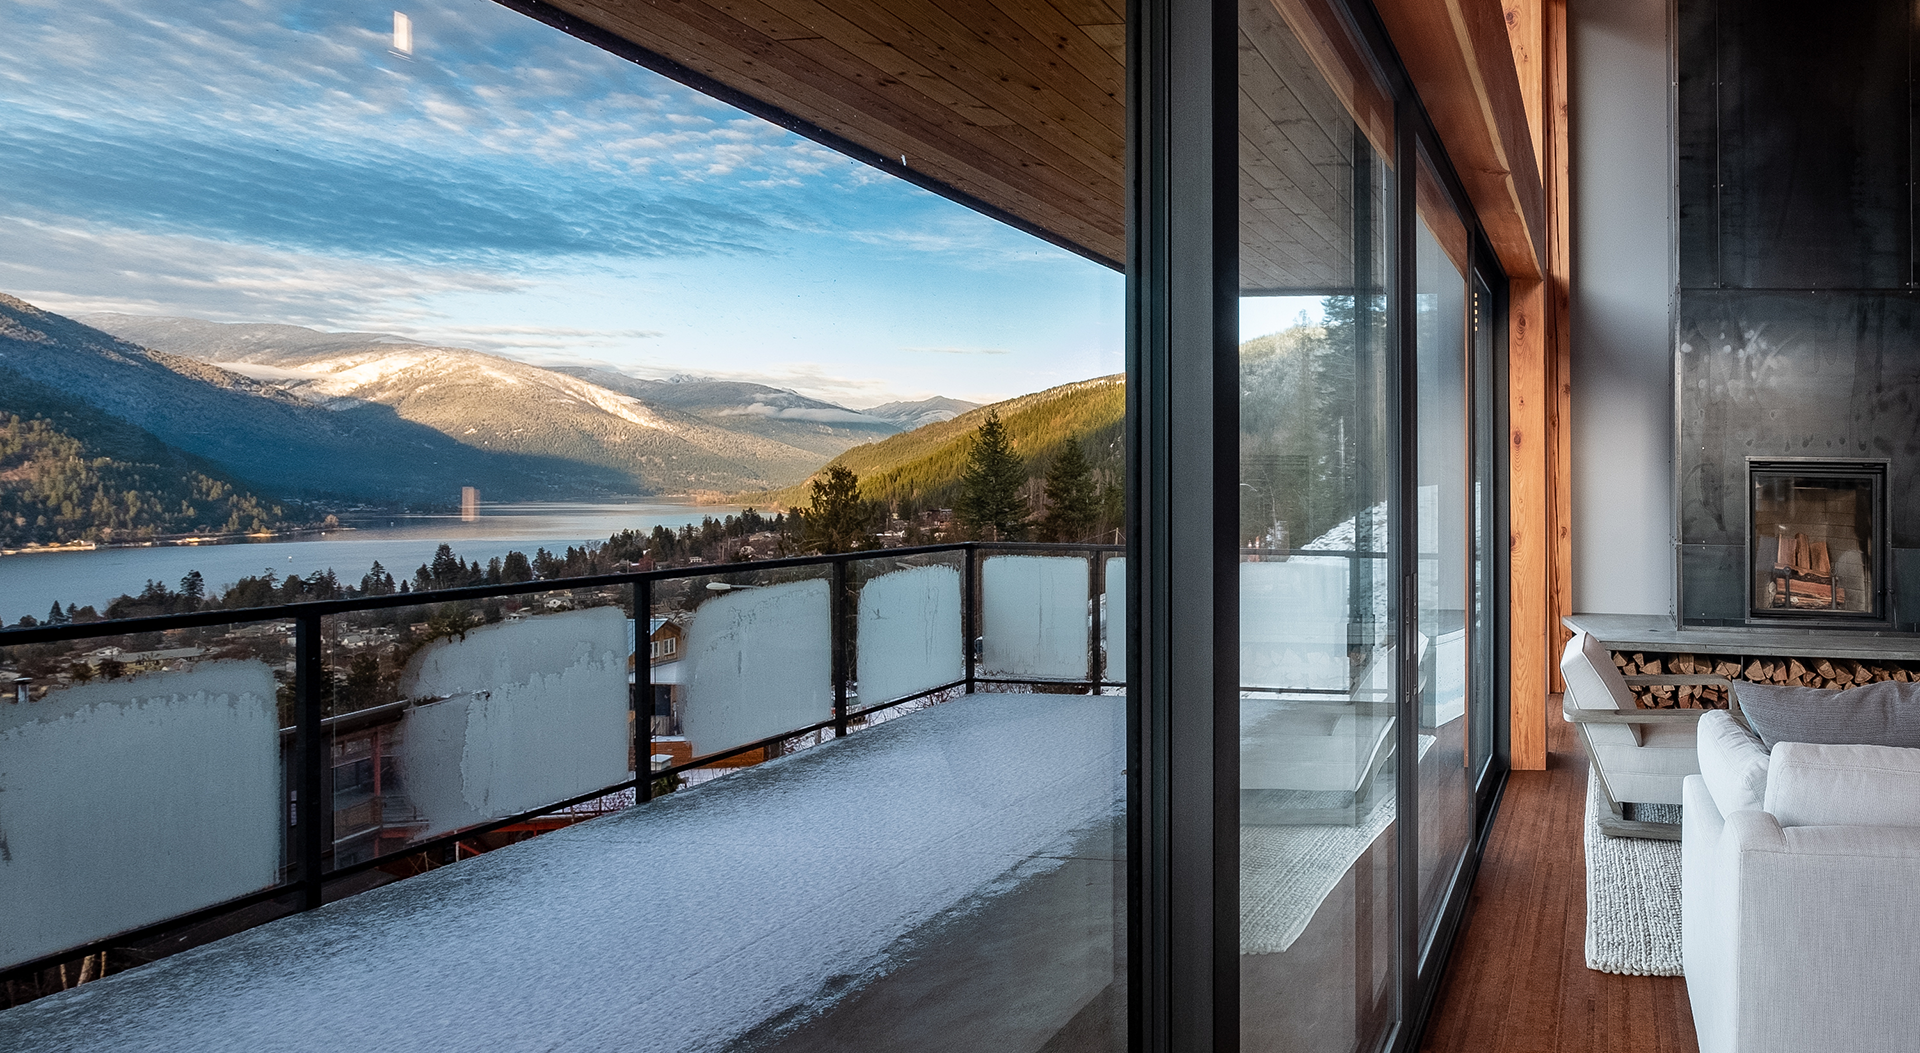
<box><xmin>69</xmin><ymin>310</ymin><xmax>888</xmax><ymax>498</ymax></box>
<box><xmin>550</xmin><ymin>366</ymin><xmax>900</xmax><ymax>458</ymax></box>
<box><xmin>861</xmin><ymin>396</ymin><xmax>980</xmax><ymax>430</ymax></box>
<box><xmin>0</xmin><ymin>369</ymin><xmax>297</xmax><ymax>547</ymax></box>
<box><xmin>0</xmin><ymin>294</ymin><xmax>594</xmax><ymax>504</ymax></box>
<box><xmin>745</xmin><ymin>376</ymin><xmax>1122</xmax><ymax>514</ymax></box>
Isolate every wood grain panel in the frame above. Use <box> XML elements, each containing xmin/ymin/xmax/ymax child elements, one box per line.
<box><xmin>534</xmin><ymin>0</ymin><xmax>1545</xmax><ymax>291</ymax></box>
<box><xmin>1420</xmin><ymin>714</ymin><xmax>1698</xmax><ymax>1052</ymax></box>
<box><xmin>1546</xmin><ymin>0</ymin><xmax>1573</xmax><ymax>694</ymax></box>
<box><xmin>1373</xmin><ymin>0</ymin><xmax>1546</xmax><ymax>280</ymax></box>
<box><xmin>1508</xmin><ymin>278</ymin><xmax>1550</xmax><ymax>771</ymax></box>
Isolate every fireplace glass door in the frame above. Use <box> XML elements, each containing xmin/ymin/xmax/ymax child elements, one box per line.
<box><xmin>1748</xmin><ymin>463</ymin><xmax>1886</xmax><ymax>621</ymax></box>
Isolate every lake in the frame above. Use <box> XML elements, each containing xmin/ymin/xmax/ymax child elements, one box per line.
<box><xmin>0</xmin><ymin>501</ymin><xmax>740</xmax><ymax>625</ymax></box>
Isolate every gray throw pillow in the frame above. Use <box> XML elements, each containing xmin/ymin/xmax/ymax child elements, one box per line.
<box><xmin>1733</xmin><ymin>679</ymin><xmax>1920</xmax><ymax>750</ymax></box>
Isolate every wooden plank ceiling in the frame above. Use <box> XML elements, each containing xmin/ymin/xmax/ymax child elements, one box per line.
<box><xmin>536</xmin><ymin>0</ymin><xmax>1128</xmax><ymax>269</ymax></box>
<box><xmin>528</xmin><ymin>0</ymin><xmax>1542</xmax><ymax>285</ymax></box>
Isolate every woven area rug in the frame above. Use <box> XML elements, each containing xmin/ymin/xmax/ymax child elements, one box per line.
<box><xmin>1583</xmin><ymin>769</ymin><xmax>1683</xmax><ymax>976</ymax></box>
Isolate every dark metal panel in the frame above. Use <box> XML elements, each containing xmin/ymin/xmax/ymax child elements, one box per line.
<box><xmin>1676</xmin><ymin>291</ymin><xmax>1920</xmax><ymax>550</ymax></box>
<box><xmin>1678</xmin><ymin>543</ymin><xmax>1745</xmax><ymax>625</ymax></box>
<box><xmin>1673</xmin><ymin>0</ymin><xmax>1719</xmax><ymax>288</ymax></box>
<box><xmin>1127</xmin><ymin>0</ymin><xmax>1239</xmax><ymax>1043</ymax></box>
<box><xmin>1713</xmin><ymin>0</ymin><xmax>1911</xmax><ymax>290</ymax></box>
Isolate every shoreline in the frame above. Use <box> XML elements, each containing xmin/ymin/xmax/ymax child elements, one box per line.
<box><xmin>0</xmin><ymin>527</ymin><xmax>341</xmax><ymax>558</ymax></box>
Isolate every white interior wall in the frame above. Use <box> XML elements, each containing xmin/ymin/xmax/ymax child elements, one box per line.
<box><xmin>1569</xmin><ymin>0</ymin><xmax>1677</xmax><ymax>616</ymax></box>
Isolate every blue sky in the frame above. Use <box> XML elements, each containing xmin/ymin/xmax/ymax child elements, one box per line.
<box><xmin>0</xmin><ymin>0</ymin><xmax>1124</xmax><ymax>406</ymax></box>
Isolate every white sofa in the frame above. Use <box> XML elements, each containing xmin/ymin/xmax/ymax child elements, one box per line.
<box><xmin>1682</xmin><ymin>711</ymin><xmax>1920</xmax><ymax>1053</ymax></box>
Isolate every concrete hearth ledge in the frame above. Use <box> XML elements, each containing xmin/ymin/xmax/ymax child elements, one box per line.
<box><xmin>1565</xmin><ymin>613</ymin><xmax>1920</xmax><ymax>662</ymax></box>
<box><xmin>0</xmin><ymin>692</ymin><xmax>1125</xmax><ymax>1053</ymax></box>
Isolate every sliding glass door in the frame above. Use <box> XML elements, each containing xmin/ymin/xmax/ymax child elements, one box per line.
<box><xmin>1236</xmin><ymin>1</ymin><xmax>1397</xmax><ymax>1047</ymax></box>
<box><xmin>1130</xmin><ymin>0</ymin><xmax>1508</xmax><ymax>1046</ymax></box>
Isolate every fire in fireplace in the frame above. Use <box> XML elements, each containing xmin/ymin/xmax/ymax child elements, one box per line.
<box><xmin>1748</xmin><ymin>460</ymin><xmax>1888</xmax><ymax>623</ymax></box>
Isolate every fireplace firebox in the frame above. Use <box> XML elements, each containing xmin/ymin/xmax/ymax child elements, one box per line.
<box><xmin>1747</xmin><ymin>460</ymin><xmax>1889</xmax><ymax>624</ymax></box>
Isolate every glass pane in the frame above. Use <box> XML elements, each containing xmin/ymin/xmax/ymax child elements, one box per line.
<box><xmin>1414</xmin><ymin>154</ymin><xmax>1473</xmax><ymax>959</ymax></box>
<box><xmin>1237</xmin><ymin>0</ymin><xmax>1397</xmax><ymax>1047</ymax></box>
<box><xmin>0</xmin><ymin>625</ymin><xmax>291</xmax><ymax>971</ymax></box>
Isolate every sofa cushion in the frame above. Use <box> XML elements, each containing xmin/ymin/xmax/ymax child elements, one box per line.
<box><xmin>1764</xmin><ymin>740</ymin><xmax>1920</xmax><ymax>828</ymax></box>
<box><xmin>1697</xmin><ymin>709</ymin><xmax>1768</xmax><ymax>815</ymax></box>
<box><xmin>1591</xmin><ymin>720</ymin><xmax>1699</xmax><ymax>806</ymax></box>
<box><xmin>1560</xmin><ymin>630</ymin><xmax>1642</xmax><ymax>746</ymax></box>
<box><xmin>1734</xmin><ymin>679</ymin><xmax>1920</xmax><ymax>750</ymax></box>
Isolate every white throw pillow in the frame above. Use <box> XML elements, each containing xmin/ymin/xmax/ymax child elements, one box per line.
<box><xmin>1697</xmin><ymin>709</ymin><xmax>1768</xmax><ymax>815</ymax></box>
<box><xmin>1559</xmin><ymin>630</ymin><xmax>1643</xmax><ymax>746</ymax></box>
<box><xmin>1764</xmin><ymin>741</ymin><xmax>1920</xmax><ymax>828</ymax></box>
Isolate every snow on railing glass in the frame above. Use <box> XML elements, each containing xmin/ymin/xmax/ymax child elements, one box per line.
<box><xmin>0</xmin><ymin>541</ymin><xmax>1119</xmax><ymax>991</ymax></box>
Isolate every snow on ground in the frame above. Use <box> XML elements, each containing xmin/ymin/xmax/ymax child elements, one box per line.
<box><xmin>0</xmin><ymin>691</ymin><xmax>1124</xmax><ymax>1053</ymax></box>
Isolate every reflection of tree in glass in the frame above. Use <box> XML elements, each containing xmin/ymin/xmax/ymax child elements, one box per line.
<box><xmin>1239</xmin><ymin>295</ymin><xmax>1386</xmax><ymax>549</ymax></box>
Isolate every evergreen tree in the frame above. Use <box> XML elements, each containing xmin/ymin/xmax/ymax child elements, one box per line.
<box><xmin>46</xmin><ymin>600</ymin><xmax>68</xmax><ymax>625</ymax></box>
<box><xmin>360</xmin><ymin>561</ymin><xmax>396</xmax><ymax>596</ymax></box>
<box><xmin>179</xmin><ymin>569</ymin><xmax>205</xmax><ymax>605</ymax></box>
<box><xmin>957</xmin><ymin>410</ymin><xmax>1028</xmax><ymax>540</ymax></box>
<box><xmin>1035</xmin><ymin>442</ymin><xmax>1100</xmax><ymax>542</ymax></box>
<box><xmin>798</xmin><ymin>465</ymin><xmax>875</xmax><ymax>554</ymax></box>
<box><xmin>501</xmin><ymin>550</ymin><xmax>534</xmax><ymax>583</ymax></box>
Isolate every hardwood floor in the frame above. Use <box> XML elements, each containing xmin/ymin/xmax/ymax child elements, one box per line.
<box><xmin>1419</xmin><ymin>699</ymin><xmax>1699</xmax><ymax>1053</ymax></box>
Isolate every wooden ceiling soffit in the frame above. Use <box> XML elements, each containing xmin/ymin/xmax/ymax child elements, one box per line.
<box><xmin>504</xmin><ymin>0</ymin><xmax>1126</xmax><ymax>270</ymax></box>
<box><xmin>1373</xmin><ymin>0</ymin><xmax>1546</xmax><ymax>279</ymax></box>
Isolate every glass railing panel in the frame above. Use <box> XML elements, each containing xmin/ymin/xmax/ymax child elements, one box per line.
<box><xmin>660</xmin><ymin>566</ymin><xmax>833</xmax><ymax>766</ymax></box>
<box><xmin>0</xmin><ymin>623</ymin><xmax>291</xmax><ymax>971</ymax></box>
<box><xmin>323</xmin><ymin>589</ymin><xmax>633</xmax><ymax>867</ymax></box>
<box><xmin>850</xmin><ymin>553</ymin><xmax>964</xmax><ymax>714</ymax></box>
<box><xmin>980</xmin><ymin>554</ymin><xmax>1092</xmax><ymax>681</ymax></box>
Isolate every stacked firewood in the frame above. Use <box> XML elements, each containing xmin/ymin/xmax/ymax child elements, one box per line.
<box><xmin>1609</xmin><ymin>650</ymin><xmax>1920</xmax><ymax>710</ymax></box>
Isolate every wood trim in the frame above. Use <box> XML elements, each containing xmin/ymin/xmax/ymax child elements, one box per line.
<box><xmin>1373</xmin><ymin>0</ymin><xmax>1546</xmax><ymax>280</ymax></box>
<box><xmin>1507</xmin><ymin>277</ymin><xmax>1549</xmax><ymax>770</ymax></box>
<box><xmin>1498</xmin><ymin>0</ymin><xmax>1567</xmax><ymax>769</ymax></box>
<box><xmin>1546</xmin><ymin>0</ymin><xmax>1573</xmax><ymax>694</ymax></box>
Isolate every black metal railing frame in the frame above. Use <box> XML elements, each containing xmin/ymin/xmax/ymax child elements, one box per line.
<box><xmin>0</xmin><ymin>540</ymin><xmax>1125</xmax><ymax>982</ymax></box>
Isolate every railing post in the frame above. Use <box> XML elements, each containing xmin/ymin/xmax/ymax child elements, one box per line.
<box><xmin>634</xmin><ymin>578</ymin><xmax>654</xmax><ymax>803</ymax></box>
<box><xmin>963</xmin><ymin>544</ymin><xmax>977</xmax><ymax>693</ymax></box>
<box><xmin>294</xmin><ymin>612</ymin><xmax>325</xmax><ymax>911</ymax></box>
<box><xmin>1087</xmin><ymin>550</ymin><xmax>1103</xmax><ymax>693</ymax></box>
<box><xmin>831</xmin><ymin>558</ymin><xmax>849</xmax><ymax>737</ymax></box>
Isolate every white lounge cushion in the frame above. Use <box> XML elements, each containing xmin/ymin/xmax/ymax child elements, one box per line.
<box><xmin>1764</xmin><ymin>741</ymin><xmax>1920</xmax><ymax>829</ymax></box>
<box><xmin>1698</xmin><ymin>709</ymin><xmax>1769</xmax><ymax>815</ymax></box>
<box><xmin>1560</xmin><ymin>630</ymin><xmax>1643</xmax><ymax>745</ymax></box>
<box><xmin>1591</xmin><ymin>720</ymin><xmax>1700</xmax><ymax>806</ymax></box>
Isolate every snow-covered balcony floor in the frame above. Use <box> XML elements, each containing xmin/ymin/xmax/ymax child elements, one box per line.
<box><xmin>0</xmin><ymin>691</ymin><xmax>1126</xmax><ymax>1053</ymax></box>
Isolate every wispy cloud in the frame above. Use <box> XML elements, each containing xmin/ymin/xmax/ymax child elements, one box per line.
<box><xmin>0</xmin><ymin>0</ymin><xmax>1122</xmax><ymax>400</ymax></box>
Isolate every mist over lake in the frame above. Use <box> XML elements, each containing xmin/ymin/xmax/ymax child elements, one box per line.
<box><xmin>0</xmin><ymin>502</ymin><xmax>737</xmax><ymax>626</ymax></box>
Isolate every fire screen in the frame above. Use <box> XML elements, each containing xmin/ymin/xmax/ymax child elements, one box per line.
<box><xmin>1749</xmin><ymin>461</ymin><xmax>1887</xmax><ymax>622</ymax></box>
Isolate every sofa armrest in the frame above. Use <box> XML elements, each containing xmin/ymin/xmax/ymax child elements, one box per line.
<box><xmin>1561</xmin><ymin>695</ymin><xmax>1707</xmax><ymax>726</ymax></box>
<box><xmin>1704</xmin><ymin>811</ymin><xmax>1920</xmax><ymax>1053</ymax></box>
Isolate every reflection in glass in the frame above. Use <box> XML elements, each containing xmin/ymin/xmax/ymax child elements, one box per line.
<box><xmin>1414</xmin><ymin>157</ymin><xmax>1473</xmax><ymax>959</ymax></box>
<box><xmin>1237</xmin><ymin>0</ymin><xmax>1397</xmax><ymax>1048</ymax></box>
